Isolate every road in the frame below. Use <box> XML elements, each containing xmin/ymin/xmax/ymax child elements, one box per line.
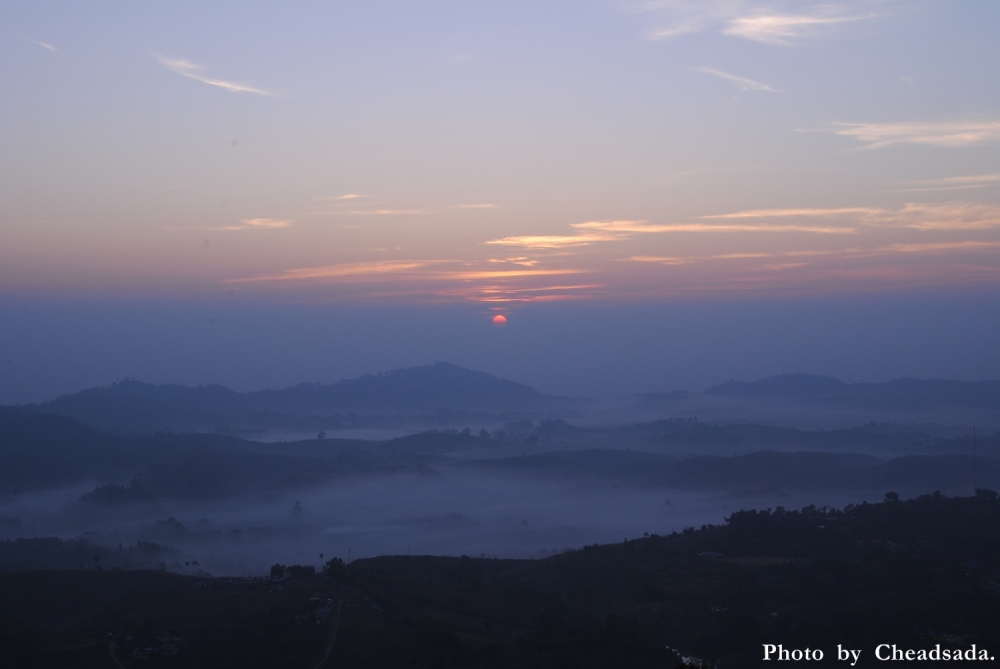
<box><xmin>107</xmin><ymin>598</ymin><xmax>344</xmax><ymax>668</ymax></box>
<box><xmin>311</xmin><ymin>600</ymin><xmax>344</xmax><ymax>669</ymax></box>
<box><xmin>109</xmin><ymin>639</ymin><xmax>127</xmax><ymax>669</ymax></box>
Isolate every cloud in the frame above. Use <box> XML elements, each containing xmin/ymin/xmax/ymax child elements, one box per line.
<box><xmin>487</xmin><ymin>201</ymin><xmax>1000</xmax><ymax>253</ymax></box>
<box><xmin>470</xmin><ymin>283</ymin><xmax>604</xmax><ymax>303</ymax></box>
<box><xmin>617</xmin><ymin>237</ymin><xmax>1000</xmax><ymax>275</ymax></box>
<box><xmin>625</xmin><ymin>256</ymin><xmax>692</xmax><ymax>265</ymax></box>
<box><xmin>830</xmin><ymin>121</ymin><xmax>1000</xmax><ymax>148</ymax></box>
<box><xmin>876</xmin><ymin>241</ymin><xmax>1000</xmax><ymax>254</ymax></box>
<box><xmin>226</xmin><ymin>261</ymin><xmax>584</xmax><ymax>304</ymax></box>
<box><xmin>228</xmin><ymin>260</ymin><xmax>433</xmax><ymax>283</ymax></box>
<box><xmin>445</xmin><ymin>268</ymin><xmax>582</xmax><ymax>280</ymax></box>
<box><xmin>575</xmin><ymin>219</ymin><xmax>856</xmax><ymax>235</ymax></box>
<box><xmin>212</xmin><ymin>218</ymin><xmax>293</xmax><ymax>231</ymax></box>
<box><xmin>702</xmin><ymin>207</ymin><xmax>881</xmax><ymax>219</ymax></box>
<box><xmin>484</xmin><ymin>233</ymin><xmax>620</xmax><ymax>249</ymax></box>
<box><xmin>642</xmin><ymin>1</ymin><xmax>880</xmax><ymax>45</ymax></box>
<box><xmin>711</xmin><ymin>252</ymin><xmax>773</xmax><ymax>259</ymax></box>
<box><xmin>154</xmin><ymin>54</ymin><xmax>273</xmax><ymax>96</ymax></box>
<box><xmin>703</xmin><ymin>202</ymin><xmax>1000</xmax><ymax>231</ymax></box>
<box><xmin>888</xmin><ymin>202</ymin><xmax>1000</xmax><ymax>230</ymax></box>
<box><xmin>242</xmin><ymin>218</ymin><xmax>292</xmax><ymax>228</ymax></box>
<box><xmin>696</xmin><ymin>67</ymin><xmax>778</xmax><ymax>92</ymax></box>
<box><xmin>22</xmin><ymin>37</ymin><xmax>57</xmax><ymax>52</ymax></box>
<box><xmin>348</xmin><ymin>209</ymin><xmax>430</xmax><ymax>216</ymax></box>
<box><xmin>313</xmin><ymin>194</ymin><xmax>370</xmax><ymax>201</ymax></box>
<box><xmin>761</xmin><ymin>262</ymin><xmax>808</xmax><ymax>270</ymax></box>
<box><xmin>489</xmin><ymin>257</ymin><xmax>539</xmax><ymax>267</ymax></box>
<box><xmin>486</xmin><ymin>216</ymin><xmax>858</xmax><ymax>249</ymax></box>
<box><xmin>723</xmin><ymin>10</ymin><xmax>876</xmax><ymax>45</ymax></box>
<box><xmin>453</xmin><ymin>203</ymin><xmax>498</xmax><ymax>210</ymax></box>
<box><xmin>642</xmin><ymin>0</ymin><xmax>743</xmax><ymax>39</ymax></box>
<box><xmin>895</xmin><ymin>173</ymin><xmax>1000</xmax><ymax>193</ymax></box>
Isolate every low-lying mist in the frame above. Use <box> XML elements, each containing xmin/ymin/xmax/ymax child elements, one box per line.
<box><xmin>2</xmin><ymin>467</ymin><xmax>893</xmax><ymax>577</ymax></box>
<box><xmin>3</xmin><ymin>366</ymin><xmax>998</xmax><ymax>577</ymax></box>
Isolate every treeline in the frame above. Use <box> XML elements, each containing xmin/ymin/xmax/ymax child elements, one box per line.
<box><xmin>659</xmin><ymin>488</ymin><xmax>1000</xmax><ymax>567</ymax></box>
<box><xmin>0</xmin><ymin>537</ymin><xmax>176</xmax><ymax>571</ymax></box>
<box><xmin>339</xmin><ymin>490</ymin><xmax>1000</xmax><ymax>668</ymax></box>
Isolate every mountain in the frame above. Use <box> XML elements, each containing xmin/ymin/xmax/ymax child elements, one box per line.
<box><xmin>706</xmin><ymin>374</ymin><xmax>1000</xmax><ymax>410</ymax></box>
<box><xmin>31</xmin><ymin>363</ymin><xmax>559</xmax><ymax>433</ymax></box>
<box><xmin>245</xmin><ymin>362</ymin><xmax>547</xmax><ymax>413</ymax></box>
<box><xmin>470</xmin><ymin>448</ymin><xmax>1000</xmax><ymax>497</ymax></box>
<box><xmin>0</xmin><ymin>407</ymin><xmax>147</xmax><ymax>495</ymax></box>
<box><xmin>34</xmin><ymin>382</ymin><xmax>248</xmax><ymax>433</ymax></box>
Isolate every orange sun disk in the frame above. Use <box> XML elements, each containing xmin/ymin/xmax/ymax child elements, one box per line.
<box><xmin>492</xmin><ymin>314</ymin><xmax>508</xmax><ymax>327</ymax></box>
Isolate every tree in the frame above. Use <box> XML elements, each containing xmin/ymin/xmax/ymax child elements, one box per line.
<box><xmin>286</xmin><ymin>565</ymin><xmax>315</xmax><ymax>578</ymax></box>
<box><xmin>323</xmin><ymin>557</ymin><xmax>345</xmax><ymax>579</ymax></box>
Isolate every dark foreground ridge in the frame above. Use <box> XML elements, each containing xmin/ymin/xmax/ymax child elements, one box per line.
<box><xmin>2</xmin><ymin>491</ymin><xmax>999</xmax><ymax>668</ymax></box>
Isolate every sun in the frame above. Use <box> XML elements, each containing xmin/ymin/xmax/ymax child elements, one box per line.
<box><xmin>492</xmin><ymin>314</ymin><xmax>507</xmax><ymax>327</ymax></box>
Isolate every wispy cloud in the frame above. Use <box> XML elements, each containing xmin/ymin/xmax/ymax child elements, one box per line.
<box><xmin>348</xmin><ymin>209</ymin><xmax>430</xmax><ymax>216</ymax></box>
<box><xmin>626</xmin><ymin>255</ymin><xmax>693</xmax><ymax>265</ymax></box>
<box><xmin>696</xmin><ymin>67</ymin><xmax>777</xmax><ymax>92</ymax></box>
<box><xmin>829</xmin><ymin>121</ymin><xmax>1000</xmax><ymax>149</ymax></box>
<box><xmin>228</xmin><ymin>260</ymin><xmax>433</xmax><ymax>283</ymax></box>
<box><xmin>618</xmin><ymin>238</ymin><xmax>1000</xmax><ymax>272</ymax></box>
<box><xmin>888</xmin><ymin>202</ymin><xmax>1000</xmax><ymax>230</ymax></box>
<box><xmin>642</xmin><ymin>1</ymin><xmax>881</xmax><ymax>45</ymax></box>
<box><xmin>879</xmin><ymin>240</ymin><xmax>1000</xmax><ymax>254</ymax></box>
<box><xmin>574</xmin><ymin>219</ymin><xmax>856</xmax><ymax>235</ymax></box>
<box><xmin>489</xmin><ymin>257</ymin><xmax>539</xmax><ymax>267</ymax></box>
<box><xmin>445</xmin><ymin>268</ymin><xmax>582</xmax><ymax>280</ymax></box>
<box><xmin>22</xmin><ymin>37</ymin><xmax>57</xmax><ymax>52</ymax></box>
<box><xmin>226</xmin><ymin>260</ymin><xmax>586</xmax><ymax>306</ymax></box>
<box><xmin>242</xmin><ymin>218</ymin><xmax>292</xmax><ymax>228</ymax></box>
<box><xmin>313</xmin><ymin>194</ymin><xmax>370</xmax><ymax>201</ymax></box>
<box><xmin>485</xmin><ymin>216</ymin><xmax>856</xmax><ymax>249</ymax></box>
<box><xmin>723</xmin><ymin>10</ymin><xmax>876</xmax><ymax>45</ymax></box>
<box><xmin>453</xmin><ymin>203</ymin><xmax>498</xmax><ymax>210</ymax></box>
<box><xmin>702</xmin><ymin>207</ymin><xmax>881</xmax><ymax>219</ymax></box>
<box><xmin>212</xmin><ymin>218</ymin><xmax>293</xmax><ymax>231</ymax></box>
<box><xmin>896</xmin><ymin>173</ymin><xmax>1000</xmax><ymax>193</ymax></box>
<box><xmin>484</xmin><ymin>233</ymin><xmax>620</xmax><ymax>249</ymax></box>
<box><xmin>704</xmin><ymin>202</ymin><xmax>1000</xmax><ymax>231</ymax></box>
<box><xmin>154</xmin><ymin>54</ymin><xmax>273</xmax><ymax>96</ymax></box>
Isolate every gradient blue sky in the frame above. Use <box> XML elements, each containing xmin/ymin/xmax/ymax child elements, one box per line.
<box><xmin>2</xmin><ymin>1</ymin><xmax>999</xmax><ymax>401</ymax></box>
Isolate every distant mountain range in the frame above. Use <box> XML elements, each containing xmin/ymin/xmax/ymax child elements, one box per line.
<box><xmin>3</xmin><ymin>403</ymin><xmax>997</xmax><ymax>502</ymax></box>
<box><xmin>16</xmin><ymin>367</ymin><xmax>1000</xmax><ymax>435</ymax></box>
<box><xmin>28</xmin><ymin>363</ymin><xmax>562</xmax><ymax>433</ymax></box>
<box><xmin>707</xmin><ymin>374</ymin><xmax>1000</xmax><ymax>409</ymax></box>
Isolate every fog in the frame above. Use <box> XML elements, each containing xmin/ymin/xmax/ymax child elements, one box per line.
<box><xmin>4</xmin><ymin>391</ymin><xmax>996</xmax><ymax>576</ymax></box>
<box><xmin>1</xmin><ymin>464</ymin><xmax>901</xmax><ymax>577</ymax></box>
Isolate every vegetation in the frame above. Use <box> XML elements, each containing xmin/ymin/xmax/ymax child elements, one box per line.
<box><xmin>2</xmin><ymin>491</ymin><xmax>997</xmax><ymax>667</ymax></box>
<box><xmin>0</xmin><ymin>537</ymin><xmax>175</xmax><ymax>572</ymax></box>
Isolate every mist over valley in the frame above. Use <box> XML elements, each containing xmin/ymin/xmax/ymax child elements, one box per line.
<box><xmin>3</xmin><ymin>364</ymin><xmax>997</xmax><ymax>578</ymax></box>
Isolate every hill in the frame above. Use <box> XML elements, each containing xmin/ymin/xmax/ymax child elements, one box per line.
<box><xmin>2</xmin><ymin>491</ymin><xmax>998</xmax><ymax>668</ymax></box>
<box><xmin>32</xmin><ymin>363</ymin><xmax>559</xmax><ymax>433</ymax></box>
<box><xmin>706</xmin><ymin>374</ymin><xmax>1000</xmax><ymax>410</ymax></box>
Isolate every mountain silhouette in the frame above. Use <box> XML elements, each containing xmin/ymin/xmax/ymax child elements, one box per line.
<box><xmin>32</xmin><ymin>363</ymin><xmax>557</xmax><ymax>432</ymax></box>
<box><xmin>706</xmin><ymin>374</ymin><xmax>1000</xmax><ymax>409</ymax></box>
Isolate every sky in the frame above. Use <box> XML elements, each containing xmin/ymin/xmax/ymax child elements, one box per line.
<box><xmin>2</xmin><ymin>1</ymin><xmax>999</xmax><ymax>402</ymax></box>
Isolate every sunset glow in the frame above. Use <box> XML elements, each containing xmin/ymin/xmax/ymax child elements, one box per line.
<box><xmin>1</xmin><ymin>2</ymin><xmax>998</xmax><ymax>308</ymax></box>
